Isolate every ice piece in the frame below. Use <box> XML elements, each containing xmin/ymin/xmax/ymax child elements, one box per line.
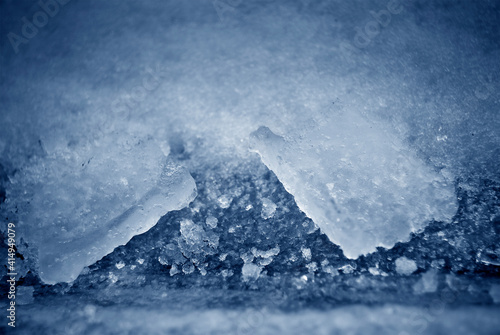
<box><xmin>301</xmin><ymin>247</ymin><xmax>312</xmax><ymax>262</ymax></box>
<box><xmin>250</xmin><ymin>118</ymin><xmax>458</xmax><ymax>258</ymax></box>
<box><xmin>206</xmin><ymin>216</ymin><xmax>218</xmax><ymax>229</ymax></box>
<box><xmin>261</xmin><ymin>197</ymin><xmax>277</xmax><ymax>219</ymax></box>
<box><xmin>395</xmin><ymin>257</ymin><xmax>418</xmax><ymax>276</ymax></box>
<box><xmin>8</xmin><ymin>134</ymin><xmax>197</xmax><ymax>284</ymax></box>
<box><xmin>241</xmin><ymin>263</ymin><xmax>262</xmax><ymax>281</ymax></box>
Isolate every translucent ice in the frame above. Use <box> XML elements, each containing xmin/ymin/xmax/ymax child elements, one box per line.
<box><xmin>250</xmin><ymin>115</ymin><xmax>458</xmax><ymax>258</ymax></box>
<box><xmin>7</xmin><ymin>134</ymin><xmax>197</xmax><ymax>284</ymax></box>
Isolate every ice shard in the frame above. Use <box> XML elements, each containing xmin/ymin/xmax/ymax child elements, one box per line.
<box><xmin>250</xmin><ymin>111</ymin><xmax>458</xmax><ymax>258</ymax></box>
<box><xmin>8</xmin><ymin>134</ymin><xmax>197</xmax><ymax>284</ymax></box>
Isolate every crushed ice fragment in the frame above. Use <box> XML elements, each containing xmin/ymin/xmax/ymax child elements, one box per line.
<box><xmin>241</xmin><ymin>251</ymin><xmax>254</xmax><ymax>264</ymax></box>
<box><xmin>115</xmin><ymin>261</ymin><xmax>125</xmax><ymax>270</ymax></box>
<box><xmin>206</xmin><ymin>216</ymin><xmax>218</xmax><ymax>229</ymax></box>
<box><xmin>306</xmin><ymin>262</ymin><xmax>318</xmax><ymax>273</ymax></box>
<box><xmin>217</xmin><ymin>195</ymin><xmax>232</xmax><ymax>209</ymax></box>
<box><xmin>182</xmin><ymin>263</ymin><xmax>195</xmax><ymax>274</ymax></box>
<box><xmin>395</xmin><ymin>257</ymin><xmax>418</xmax><ymax>276</ymax></box>
<box><xmin>261</xmin><ymin>197</ymin><xmax>277</xmax><ymax>219</ymax></box>
<box><xmin>170</xmin><ymin>265</ymin><xmax>180</xmax><ymax>276</ymax></box>
<box><xmin>108</xmin><ymin>272</ymin><xmax>118</xmax><ymax>284</ymax></box>
<box><xmin>301</xmin><ymin>247</ymin><xmax>312</xmax><ymax>262</ymax></box>
<box><xmin>321</xmin><ymin>259</ymin><xmax>339</xmax><ymax>275</ymax></box>
<box><xmin>241</xmin><ymin>263</ymin><xmax>262</xmax><ymax>281</ymax></box>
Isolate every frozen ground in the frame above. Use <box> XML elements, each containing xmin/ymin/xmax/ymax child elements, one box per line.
<box><xmin>1</xmin><ymin>0</ymin><xmax>499</xmax><ymax>334</ymax></box>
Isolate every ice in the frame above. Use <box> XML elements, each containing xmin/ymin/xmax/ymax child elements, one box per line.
<box><xmin>301</xmin><ymin>247</ymin><xmax>312</xmax><ymax>262</ymax></box>
<box><xmin>250</xmin><ymin>121</ymin><xmax>458</xmax><ymax>258</ymax></box>
<box><xmin>115</xmin><ymin>262</ymin><xmax>126</xmax><ymax>270</ymax></box>
<box><xmin>241</xmin><ymin>263</ymin><xmax>262</xmax><ymax>282</ymax></box>
<box><xmin>395</xmin><ymin>257</ymin><xmax>418</xmax><ymax>276</ymax></box>
<box><xmin>6</xmin><ymin>135</ymin><xmax>197</xmax><ymax>283</ymax></box>
<box><xmin>0</xmin><ymin>0</ymin><xmax>499</xmax><ymax>333</ymax></box>
<box><xmin>261</xmin><ymin>197</ymin><xmax>277</xmax><ymax>219</ymax></box>
<box><xmin>206</xmin><ymin>216</ymin><xmax>218</xmax><ymax>229</ymax></box>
